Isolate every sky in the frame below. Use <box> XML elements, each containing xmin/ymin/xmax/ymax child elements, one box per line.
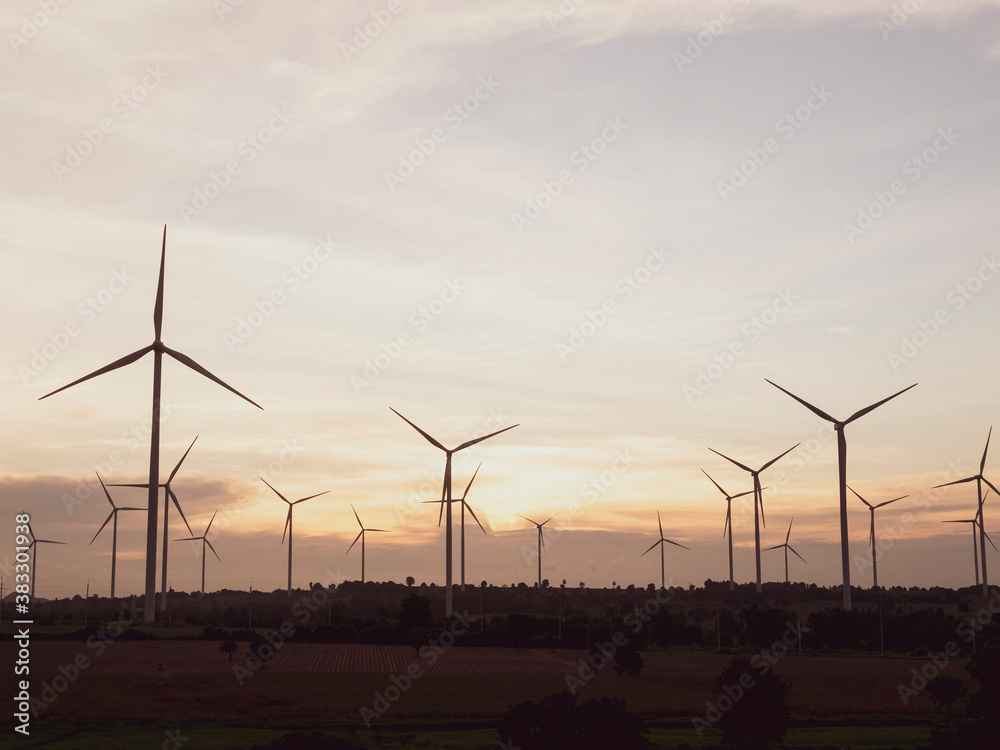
<box><xmin>2</xmin><ymin>0</ymin><xmax>1000</xmax><ymax>601</ymax></box>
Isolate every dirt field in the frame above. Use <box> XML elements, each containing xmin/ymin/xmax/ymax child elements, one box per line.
<box><xmin>3</xmin><ymin>641</ymin><xmax>969</xmax><ymax>725</ymax></box>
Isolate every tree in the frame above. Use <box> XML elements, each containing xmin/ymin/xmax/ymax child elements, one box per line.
<box><xmin>405</xmin><ymin>576</ymin><xmax>415</xmax><ymax>587</ymax></box>
<box><xmin>613</xmin><ymin>636</ymin><xmax>644</xmax><ymax>678</ymax></box>
<box><xmin>710</xmin><ymin>656</ymin><xmax>789</xmax><ymax>749</ymax></box>
<box><xmin>927</xmin><ymin>676</ymin><xmax>968</xmax><ymax>721</ymax></box>
<box><xmin>219</xmin><ymin>639</ymin><xmax>238</xmax><ymax>662</ymax></box>
<box><xmin>499</xmin><ymin>692</ymin><xmax>648</xmax><ymax>749</ymax></box>
<box><xmin>399</xmin><ymin>593</ymin><xmax>433</xmax><ymax>632</ymax></box>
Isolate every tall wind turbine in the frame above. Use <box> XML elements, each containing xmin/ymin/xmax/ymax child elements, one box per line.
<box><xmin>763</xmin><ymin>518</ymin><xmax>806</xmax><ymax>584</ymax></box>
<box><xmin>641</xmin><ymin>511</ymin><xmax>689</xmax><ymax>591</ymax></box>
<box><xmin>111</xmin><ymin>435</ymin><xmax>198</xmax><ymax>611</ymax></box>
<box><xmin>423</xmin><ymin>464</ymin><xmax>486</xmax><ymax>592</ymax></box>
<box><xmin>943</xmin><ymin>498</ymin><xmax>996</xmax><ymax>588</ymax></box>
<box><xmin>175</xmin><ymin>511</ymin><xmax>220</xmax><ymax>594</ymax></box>
<box><xmin>26</xmin><ymin>524</ymin><xmax>66</xmax><ymax>600</ymax></box>
<box><xmin>260</xmin><ymin>478</ymin><xmax>329</xmax><ymax>595</ymax></box>
<box><xmin>933</xmin><ymin>427</ymin><xmax>998</xmax><ymax>596</ymax></box>
<box><xmin>519</xmin><ymin>513</ymin><xmax>558</xmax><ymax>587</ymax></box>
<box><xmin>765</xmin><ymin>380</ymin><xmax>916</xmax><ymax>611</ymax></box>
<box><xmin>347</xmin><ymin>504</ymin><xmax>390</xmax><ymax>583</ymax></box>
<box><xmin>391</xmin><ymin>408</ymin><xmax>518</xmax><ymax>617</ymax></box>
<box><xmin>702</xmin><ymin>470</ymin><xmax>756</xmax><ymax>591</ymax></box>
<box><xmin>849</xmin><ymin>486</ymin><xmax>907</xmax><ymax>590</ymax></box>
<box><xmin>91</xmin><ymin>473</ymin><xmax>144</xmax><ymax>598</ymax></box>
<box><xmin>708</xmin><ymin>444</ymin><xmax>798</xmax><ymax>593</ymax></box>
<box><xmin>38</xmin><ymin>227</ymin><xmax>262</xmax><ymax>622</ymax></box>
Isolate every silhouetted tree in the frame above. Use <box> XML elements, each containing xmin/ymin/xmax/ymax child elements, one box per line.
<box><xmin>219</xmin><ymin>639</ymin><xmax>238</xmax><ymax>662</ymax></box>
<box><xmin>927</xmin><ymin>675</ymin><xmax>967</xmax><ymax>720</ymax></box>
<box><xmin>405</xmin><ymin>576</ymin><xmax>415</xmax><ymax>587</ymax></box>
<box><xmin>710</xmin><ymin>656</ymin><xmax>789</xmax><ymax>749</ymax></box>
<box><xmin>498</xmin><ymin>692</ymin><xmax>648</xmax><ymax>749</ymax></box>
<box><xmin>398</xmin><ymin>593</ymin><xmax>432</xmax><ymax>632</ymax></box>
<box><xmin>613</xmin><ymin>636</ymin><xmax>644</xmax><ymax>677</ymax></box>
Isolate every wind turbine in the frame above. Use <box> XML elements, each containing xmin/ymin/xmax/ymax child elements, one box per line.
<box><xmin>260</xmin><ymin>478</ymin><xmax>329</xmax><ymax>595</ymax></box>
<box><xmin>641</xmin><ymin>511</ymin><xmax>689</xmax><ymax>591</ymax></box>
<box><xmin>702</xmin><ymin>470</ymin><xmax>756</xmax><ymax>591</ymax></box>
<box><xmin>943</xmin><ymin>496</ymin><xmax>996</xmax><ymax>587</ymax></box>
<box><xmin>347</xmin><ymin>504</ymin><xmax>390</xmax><ymax>583</ymax></box>
<box><xmin>763</xmin><ymin>518</ymin><xmax>806</xmax><ymax>584</ymax></box>
<box><xmin>26</xmin><ymin>524</ymin><xmax>66</xmax><ymax>600</ymax></box>
<box><xmin>708</xmin><ymin>444</ymin><xmax>799</xmax><ymax>593</ymax></box>
<box><xmin>38</xmin><ymin>226</ymin><xmax>262</xmax><ymax>622</ymax></box>
<box><xmin>110</xmin><ymin>435</ymin><xmax>198</xmax><ymax>611</ymax></box>
<box><xmin>849</xmin><ymin>486</ymin><xmax>907</xmax><ymax>590</ymax></box>
<box><xmin>933</xmin><ymin>427</ymin><xmax>998</xmax><ymax>596</ymax></box>
<box><xmin>90</xmin><ymin>473</ymin><xmax>144</xmax><ymax>598</ymax></box>
<box><xmin>391</xmin><ymin>408</ymin><xmax>518</xmax><ymax>617</ymax></box>
<box><xmin>765</xmin><ymin>379</ymin><xmax>917</xmax><ymax>610</ymax></box>
<box><xmin>518</xmin><ymin>513</ymin><xmax>558</xmax><ymax>588</ymax></box>
<box><xmin>175</xmin><ymin>511</ymin><xmax>220</xmax><ymax>594</ymax></box>
<box><xmin>423</xmin><ymin>463</ymin><xmax>486</xmax><ymax>592</ymax></box>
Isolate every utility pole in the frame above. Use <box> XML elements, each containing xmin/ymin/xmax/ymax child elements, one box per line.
<box><xmin>84</xmin><ymin>579</ymin><xmax>90</xmax><ymax>630</ymax></box>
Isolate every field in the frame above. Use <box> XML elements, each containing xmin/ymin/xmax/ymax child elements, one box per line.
<box><xmin>2</xmin><ymin>641</ymin><xmax>965</xmax><ymax>748</ymax></box>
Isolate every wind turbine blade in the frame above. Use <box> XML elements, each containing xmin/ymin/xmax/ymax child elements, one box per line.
<box><xmin>663</xmin><ymin>538</ymin><xmax>689</xmax><ymax>550</ymax></box>
<box><xmin>516</xmin><ymin>514</ymin><xmax>538</xmax><ymax>526</ymax></box>
<box><xmin>701</xmin><ymin>469</ymin><xmax>728</xmax><ymax>497</ymax></box>
<box><xmin>119</xmin><ymin>507</ymin><xmax>145</xmax><ymax>511</ymax></box>
<box><xmin>351</xmin><ymin>503</ymin><xmax>363</xmax><ymax>528</ymax></box>
<box><xmin>162</xmin><ymin>346</ymin><xmax>262</xmax><ymax>409</ymax></box>
<box><xmin>260</xmin><ymin>478</ymin><xmax>290</xmax><ymax>503</ymax></box>
<box><xmin>168</xmin><ymin>487</ymin><xmax>193</xmax><ymax>536</ymax></box>
<box><xmin>96</xmin><ymin>473</ymin><xmax>118</xmax><ymax>509</ymax></box>
<box><xmin>107</xmin><ymin>483</ymin><xmax>152</xmax><ymax>488</ymax></box>
<box><xmin>933</xmin><ymin>476</ymin><xmax>976</xmax><ymax>489</ymax></box>
<box><xmin>731</xmin><ymin>489</ymin><xmax>756</xmax><ymax>500</ymax></box>
<box><xmin>789</xmin><ymin>546</ymin><xmax>807</xmax><ymax>563</ymax></box>
<box><xmin>38</xmin><ymin>345</ymin><xmax>153</xmax><ymax>401</ymax></box>
<box><xmin>982</xmin><ymin>477</ymin><xmax>1000</xmax><ymax>497</ymax></box>
<box><xmin>154</xmin><ymin>225</ymin><xmax>166</xmax><ymax>340</ymax></box>
<box><xmin>455</xmin><ymin>424</ymin><xmax>519</xmax><ymax>452</ymax></box>
<box><xmin>90</xmin><ymin>512</ymin><xmax>115</xmax><ymax>545</ymax></box>
<box><xmin>540</xmin><ymin>512</ymin><xmax>558</xmax><ymax>527</ymax></box>
<box><xmin>389</xmin><ymin>408</ymin><xmax>446</xmax><ymax>451</ymax></box>
<box><xmin>657</xmin><ymin>510</ymin><xmax>663</xmax><ymax>538</ymax></box>
<box><xmin>174</xmin><ymin>536</ymin><xmax>200</xmax><ymax>542</ymax></box>
<box><xmin>293</xmin><ymin>491</ymin><xmax>330</xmax><ymax>504</ymax></box>
<box><xmin>981</xmin><ymin>426</ymin><xmax>993</xmax><ymax>474</ymax></box>
<box><xmin>460</xmin><ymin>462</ymin><xmax>482</xmax><ymax>499</ymax></box>
<box><xmin>756</xmin><ymin>477</ymin><xmax>766</xmax><ymax>529</ymax></box>
<box><xmin>785</xmin><ymin>518</ymin><xmax>793</xmax><ymax>544</ymax></box>
<box><xmin>281</xmin><ymin>508</ymin><xmax>291</xmax><ymax>544</ymax></box>
<box><xmin>206</xmin><ymin>539</ymin><xmax>221</xmax><ymax>561</ymax></box>
<box><xmin>347</xmin><ymin>530</ymin><xmax>364</xmax><ymax>553</ymax></box>
<box><xmin>848</xmin><ymin>485</ymin><xmax>873</xmax><ymax>509</ymax></box>
<box><xmin>708</xmin><ymin>448</ymin><xmax>752</xmax><ymax>473</ymax></box>
<box><xmin>844</xmin><ymin>383</ymin><xmax>918</xmax><ymax>425</ymax></box>
<box><xmin>641</xmin><ymin>540</ymin><xmax>661</xmax><ymax>557</ymax></box>
<box><xmin>875</xmin><ymin>495</ymin><xmax>908</xmax><ymax>509</ymax></box>
<box><xmin>205</xmin><ymin>510</ymin><xmax>218</xmax><ymax>535</ymax></box>
<box><xmin>167</xmin><ymin>435</ymin><xmax>199</xmax><ymax>484</ymax></box>
<box><xmin>763</xmin><ymin>544</ymin><xmax>782</xmax><ymax>552</ymax></box>
<box><xmin>765</xmin><ymin>379</ymin><xmax>837</xmax><ymax>423</ymax></box>
<box><xmin>368</xmin><ymin>528</ymin><xmax>391</xmax><ymax>533</ymax></box>
<box><xmin>759</xmin><ymin>443</ymin><xmax>800</xmax><ymax>472</ymax></box>
<box><xmin>464</xmin><ymin>502</ymin><xmax>488</xmax><ymax>535</ymax></box>
<box><xmin>723</xmin><ymin>505</ymin><xmax>731</xmax><ymax>538</ymax></box>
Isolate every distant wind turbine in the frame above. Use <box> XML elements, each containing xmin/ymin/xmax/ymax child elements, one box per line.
<box><xmin>518</xmin><ymin>513</ymin><xmax>558</xmax><ymax>588</ymax></box>
<box><xmin>763</xmin><ymin>518</ymin><xmax>806</xmax><ymax>584</ymax></box>
<box><xmin>347</xmin><ymin>504</ymin><xmax>390</xmax><ymax>584</ymax></box>
<box><xmin>26</xmin><ymin>524</ymin><xmax>66</xmax><ymax>600</ymax></box>
<box><xmin>702</xmin><ymin>470</ymin><xmax>756</xmax><ymax>591</ymax></box>
<box><xmin>38</xmin><ymin>227</ymin><xmax>262</xmax><ymax>622</ymax></box>
<box><xmin>765</xmin><ymin>379</ymin><xmax>917</xmax><ymax>611</ymax></box>
<box><xmin>708</xmin><ymin>444</ymin><xmax>798</xmax><ymax>593</ymax></box>
<box><xmin>943</xmin><ymin>495</ymin><xmax>997</xmax><ymax>587</ymax></box>
<box><xmin>261</xmin><ymin>478</ymin><xmax>329</xmax><ymax>595</ymax></box>
<box><xmin>641</xmin><ymin>511</ymin><xmax>689</xmax><ymax>591</ymax></box>
<box><xmin>849</xmin><ymin>486</ymin><xmax>907</xmax><ymax>590</ymax></box>
<box><xmin>175</xmin><ymin>511</ymin><xmax>220</xmax><ymax>594</ymax></box>
<box><xmin>90</xmin><ymin>473</ymin><xmax>144</xmax><ymax>598</ymax></box>
<box><xmin>933</xmin><ymin>427</ymin><xmax>998</xmax><ymax>596</ymax></box>
<box><xmin>391</xmin><ymin>408</ymin><xmax>518</xmax><ymax>617</ymax></box>
<box><xmin>110</xmin><ymin>435</ymin><xmax>198</xmax><ymax>611</ymax></box>
<box><xmin>423</xmin><ymin>463</ymin><xmax>486</xmax><ymax>592</ymax></box>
